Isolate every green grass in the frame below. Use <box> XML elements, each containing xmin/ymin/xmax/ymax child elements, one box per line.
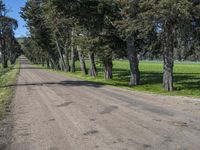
<box><xmin>36</xmin><ymin>60</ymin><xmax>200</xmax><ymax>98</ymax></box>
<box><xmin>0</xmin><ymin>61</ymin><xmax>19</xmax><ymax>118</ymax></box>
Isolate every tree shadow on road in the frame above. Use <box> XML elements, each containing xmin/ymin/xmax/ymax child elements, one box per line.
<box><xmin>0</xmin><ymin>80</ymin><xmax>104</xmax><ymax>88</ymax></box>
<box><xmin>14</xmin><ymin>66</ymin><xmax>48</xmax><ymax>70</ymax></box>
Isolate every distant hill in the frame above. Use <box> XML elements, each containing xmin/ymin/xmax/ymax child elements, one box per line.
<box><xmin>17</xmin><ymin>37</ymin><xmax>26</xmax><ymax>50</ymax></box>
<box><xmin>17</xmin><ymin>37</ymin><xmax>25</xmax><ymax>44</ymax></box>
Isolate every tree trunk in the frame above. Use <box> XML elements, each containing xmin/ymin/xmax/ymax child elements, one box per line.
<box><xmin>163</xmin><ymin>31</ymin><xmax>174</xmax><ymax>91</ymax></box>
<box><xmin>1</xmin><ymin>39</ymin><xmax>8</xmax><ymax>68</ymax></box>
<box><xmin>55</xmin><ymin>60</ymin><xmax>60</xmax><ymax>70</ymax></box>
<box><xmin>50</xmin><ymin>58</ymin><xmax>59</xmax><ymax>70</ymax></box>
<box><xmin>103</xmin><ymin>58</ymin><xmax>113</xmax><ymax>79</ymax></box>
<box><xmin>41</xmin><ymin>57</ymin><xmax>45</xmax><ymax>67</ymax></box>
<box><xmin>71</xmin><ymin>30</ymin><xmax>76</xmax><ymax>72</ymax></box>
<box><xmin>32</xmin><ymin>58</ymin><xmax>36</xmax><ymax>64</ymax></box>
<box><xmin>71</xmin><ymin>46</ymin><xmax>76</xmax><ymax>73</ymax></box>
<box><xmin>50</xmin><ymin>59</ymin><xmax>55</xmax><ymax>69</ymax></box>
<box><xmin>59</xmin><ymin>58</ymin><xmax>64</xmax><ymax>71</ymax></box>
<box><xmin>2</xmin><ymin>54</ymin><xmax>8</xmax><ymax>68</ymax></box>
<box><xmin>127</xmin><ymin>36</ymin><xmax>140</xmax><ymax>86</ymax></box>
<box><xmin>10</xmin><ymin>55</ymin><xmax>16</xmax><ymax>65</ymax></box>
<box><xmin>78</xmin><ymin>49</ymin><xmax>88</xmax><ymax>75</ymax></box>
<box><xmin>10</xmin><ymin>59</ymin><xmax>16</xmax><ymax>65</ymax></box>
<box><xmin>55</xmin><ymin>37</ymin><xmax>67</xmax><ymax>71</ymax></box>
<box><xmin>88</xmin><ymin>52</ymin><xmax>97</xmax><ymax>77</ymax></box>
<box><xmin>65</xmin><ymin>49</ymin><xmax>71</xmax><ymax>72</ymax></box>
<box><xmin>46</xmin><ymin>59</ymin><xmax>50</xmax><ymax>69</ymax></box>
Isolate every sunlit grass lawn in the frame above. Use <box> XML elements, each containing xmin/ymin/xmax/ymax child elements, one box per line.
<box><xmin>111</xmin><ymin>61</ymin><xmax>200</xmax><ymax>97</ymax></box>
<box><xmin>38</xmin><ymin>60</ymin><xmax>200</xmax><ymax>98</ymax></box>
<box><xmin>0</xmin><ymin>61</ymin><xmax>19</xmax><ymax>117</ymax></box>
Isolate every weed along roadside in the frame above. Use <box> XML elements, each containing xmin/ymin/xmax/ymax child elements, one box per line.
<box><xmin>0</xmin><ymin>60</ymin><xmax>20</xmax><ymax>118</ymax></box>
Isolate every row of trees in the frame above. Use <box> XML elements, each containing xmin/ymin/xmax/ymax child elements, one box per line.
<box><xmin>22</xmin><ymin>0</ymin><xmax>200</xmax><ymax>91</ymax></box>
<box><xmin>0</xmin><ymin>0</ymin><xmax>21</xmax><ymax>68</ymax></box>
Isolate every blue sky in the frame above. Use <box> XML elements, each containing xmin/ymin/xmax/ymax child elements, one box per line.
<box><xmin>4</xmin><ymin>0</ymin><xmax>28</xmax><ymax>37</ymax></box>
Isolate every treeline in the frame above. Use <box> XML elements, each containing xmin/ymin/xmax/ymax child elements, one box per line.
<box><xmin>0</xmin><ymin>0</ymin><xmax>21</xmax><ymax>68</ymax></box>
<box><xmin>21</xmin><ymin>0</ymin><xmax>200</xmax><ymax>91</ymax></box>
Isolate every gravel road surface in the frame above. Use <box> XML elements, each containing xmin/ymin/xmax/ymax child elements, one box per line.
<box><xmin>1</xmin><ymin>57</ymin><xmax>200</xmax><ymax>150</ymax></box>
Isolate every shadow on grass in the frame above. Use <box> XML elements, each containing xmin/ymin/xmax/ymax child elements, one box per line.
<box><xmin>180</xmin><ymin>80</ymin><xmax>200</xmax><ymax>90</ymax></box>
<box><xmin>111</xmin><ymin>68</ymin><xmax>200</xmax><ymax>91</ymax></box>
<box><xmin>0</xmin><ymin>66</ymin><xmax>15</xmax><ymax>77</ymax></box>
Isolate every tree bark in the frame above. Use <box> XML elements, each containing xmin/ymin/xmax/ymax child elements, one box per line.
<box><xmin>10</xmin><ymin>54</ymin><xmax>16</xmax><ymax>65</ymax></box>
<box><xmin>1</xmin><ymin>39</ymin><xmax>8</xmax><ymax>68</ymax></box>
<box><xmin>70</xmin><ymin>30</ymin><xmax>76</xmax><ymax>72</ymax></box>
<box><xmin>78</xmin><ymin>49</ymin><xmax>88</xmax><ymax>75</ymax></box>
<box><xmin>88</xmin><ymin>52</ymin><xmax>97</xmax><ymax>77</ymax></box>
<box><xmin>59</xmin><ymin>58</ymin><xmax>64</xmax><ymax>71</ymax></box>
<box><xmin>41</xmin><ymin>57</ymin><xmax>45</xmax><ymax>67</ymax></box>
<box><xmin>50</xmin><ymin>59</ymin><xmax>55</xmax><ymax>69</ymax></box>
<box><xmin>103</xmin><ymin>58</ymin><xmax>113</xmax><ymax>79</ymax></box>
<box><xmin>46</xmin><ymin>59</ymin><xmax>50</xmax><ymax>69</ymax></box>
<box><xmin>2</xmin><ymin>54</ymin><xmax>8</xmax><ymax>68</ymax></box>
<box><xmin>10</xmin><ymin>59</ymin><xmax>16</xmax><ymax>65</ymax></box>
<box><xmin>163</xmin><ymin>29</ymin><xmax>174</xmax><ymax>91</ymax></box>
<box><xmin>71</xmin><ymin>48</ymin><xmax>76</xmax><ymax>72</ymax></box>
<box><xmin>65</xmin><ymin>49</ymin><xmax>71</xmax><ymax>72</ymax></box>
<box><xmin>55</xmin><ymin>37</ymin><xmax>67</xmax><ymax>71</ymax></box>
<box><xmin>50</xmin><ymin>58</ymin><xmax>59</xmax><ymax>70</ymax></box>
<box><xmin>55</xmin><ymin>60</ymin><xmax>60</xmax><ymax>70</ymax></box>
<box><xmin>127</xmin><ymin>36</ymin><xmax>140</xmax><ymax>86</ymax></box>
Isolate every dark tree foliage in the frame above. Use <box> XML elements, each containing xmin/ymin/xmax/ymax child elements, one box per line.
<box><xmin>0</xmin><ymin>0</ymin><xmax>20</xmax><ymax>68</ymax></box>
<box><xmin>22</xmin><ymin>0</ymin><xmax>200</xmax><ymax>91</ymax></box>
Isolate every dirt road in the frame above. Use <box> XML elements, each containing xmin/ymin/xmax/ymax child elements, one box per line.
<box><xmin>1</xmin><ymin>57</ymin><xmax>200</xmax><ymax>150</ymax></box>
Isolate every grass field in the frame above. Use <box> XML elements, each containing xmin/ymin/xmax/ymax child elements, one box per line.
<box><xmin>0</xmin><ymin>61</ymin><xmax>19</xmax><ymax>118</ymax></box>
<box><xmin>38</xmin><ymin>60</ymin><xmax>200</xmax><ymax>98</ymax></box>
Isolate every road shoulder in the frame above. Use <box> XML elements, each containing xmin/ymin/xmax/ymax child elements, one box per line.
<box><xmin>0</xmin><ymin>61</ymin><xmax>20</xmax><ymax>150</ymax></box>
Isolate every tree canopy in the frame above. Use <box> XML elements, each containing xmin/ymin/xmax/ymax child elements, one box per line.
<box><xmin>0</xmin><ymin>0</ymin><xmax>21</xmax><ymax>68</ymax></box>
<box><xmin>21</xmin><ymin>0</ymin><xmax>200</xmax><ymax>91</ymax></box>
